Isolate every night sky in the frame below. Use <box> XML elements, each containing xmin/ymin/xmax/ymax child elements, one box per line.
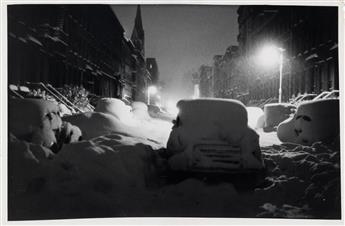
<box><xmin>112</xmin><ymin>4</ymin><xmax>239</xmax><ymax>102</ymax></box>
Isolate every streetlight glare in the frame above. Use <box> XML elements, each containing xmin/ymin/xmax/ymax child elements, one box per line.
<box><xmin>256</xmin><ymin>44</ymin><xmax>285</xmax><ymax>103</ymax></box>
<box><xmin>147</xmin><ymin>85</ymin><xmax>158</xmax><ymax>105</ymax></box>
<box><xmin>256</xmin><ymin>45</ymin><xmax>280</xmax><ymax>68</ymax></box>
<box><xmin>148</xmin><ymin>86</ymin><xmax>158</xmax><ymax>94</ymax></box>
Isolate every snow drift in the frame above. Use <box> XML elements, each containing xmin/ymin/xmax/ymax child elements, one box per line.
<box><xmin>9</xmin><ymin>98</ymin><xmax>81</xmax><ymax>152</ymax></box>
<box><xmin>247</xmin><ymin>106</ymin><xmax>265</xmax><ymax>129</ymax></box>
<box><xmin>8</xmin><ymin>98</ymin><xmax>340</xmax><ymax>220</ymax></box>
<box><xmin>8</xmin><ymin>130</ymin><xmax>340</xmax><ymax>219</ymax></box>
<box><xmin>95</xmin><ymin>98</ymin><xmax>135</xmax><ymax>126</ymax></box>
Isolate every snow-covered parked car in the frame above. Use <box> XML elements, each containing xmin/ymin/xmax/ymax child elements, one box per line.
<box><xmin>277</xmin><ymin>99</ymin><xmax>339</xmax><ymax>145</ymax></box>
<box><xmin>166</xmin><ymin>98</ymin><xmax>264</xmax><ymax>174</ymax></box>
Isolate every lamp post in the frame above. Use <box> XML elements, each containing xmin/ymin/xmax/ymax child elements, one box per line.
<box><xmin>147</xmin><ymin>85</ymin><xmax>157</xmax><ymax>105</ymax></box>
<box><xmin>256</xmin><ymin>44</ymin><xmax>285</xmax><ymax>103</ymax></box>
<box><xmin>277</xmin><ymin>47</ymin><xmax>285</xmax><ymax>103</ymax></box>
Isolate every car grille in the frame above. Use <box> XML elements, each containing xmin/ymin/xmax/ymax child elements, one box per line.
<box><xmin>191</xmin><ymin>143</ymin><xmax>242</xmax><ymax>172</ymax></box>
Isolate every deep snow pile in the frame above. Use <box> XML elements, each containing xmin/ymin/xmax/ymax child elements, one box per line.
<box><xmin>8</xmin><ymin>132</ymin><xmax>165</xmax><ymax>220</ymax></box>
<box><xmin>257</xmin><ymin>140</ymin><xmax>341</xmax><ymax>218</ymax></box>
<box><xmin>9</xmin><ymin>98</ymin><xmax>62</xmax><ymax>147</ymax></box>
<box><xmin>246</xmin><ymin>106</ymin><xmax>265</xmax><ymax>129</ymax></box>
<box><xmin>9</xmin><ymin>130</ymin><xmax>340</xmax><ymax>219</ymax></box>
<box><xmin>9</xmin><ymin>98</ymin><xmax>82</xmax><ymax>152</ymax></box>
<box><xmin>95</xmin><ymin>98</ymin><xmax>135</xmax><ymax>126</ymax></box>
<box><xmin>8</xmin><ymin>99</ymin><xmax>341</xmax><ymax>220</ymax></box>
<box><xmin>63</xmin><ymin>111</ymin><xmax>172</xmax><ymax>146</ymax></box>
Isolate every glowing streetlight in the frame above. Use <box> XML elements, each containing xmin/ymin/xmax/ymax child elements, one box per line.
<box><xmin>256</xmin><ymin>44</ymin><xmax>285</xmax><ymax>103</ymax></box>
<box><xmin>147</xmin><ymin>85</ymin><xmax>157</xmax><ymax>105</ymax></box>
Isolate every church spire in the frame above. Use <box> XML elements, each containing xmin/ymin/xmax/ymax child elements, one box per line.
<box><xmin>131</xmin><ymin>5</ymin><xmax>145</xmax><ymax>56</ymax></box>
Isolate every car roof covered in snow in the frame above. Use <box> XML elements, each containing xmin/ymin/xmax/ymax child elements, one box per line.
<box><xmin>176</xmin><ymin>98</ymin><xmax>248</xmax><ymax>125</ymax></box>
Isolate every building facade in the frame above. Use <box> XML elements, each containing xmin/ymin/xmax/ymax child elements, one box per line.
<box><xmin>237</xmin><ymin>5</ymin><xmax>338</xmax><ymax>101</ymax></box>
<box><xmin>198</xmin><ymin>65</ymin><xmax>213</xmax><ymax>98</ymax></box>
<box><xmin>130</xmin><ymin>5</ymin><xmax>151</xmax><ymax>103</ymax></box>
<box><xmin>146</xmin><ymin>58</ymin><xmax>159</xmax><ymax>85</ymax></box>
<box><xmin>8</xmin><ymin>5</ymin><xmax>147</xmax><ymax>100</ymax></box>
<box><xmin>195</xmin><ymin>45</ymin><xmax>249</xmax><ymax>101</ymax></box>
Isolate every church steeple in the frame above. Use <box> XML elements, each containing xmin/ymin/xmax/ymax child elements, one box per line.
<box><xmin>131</xmin><ymin>5</ymin><xmax>145</xmax><ymax>56</ymax></box>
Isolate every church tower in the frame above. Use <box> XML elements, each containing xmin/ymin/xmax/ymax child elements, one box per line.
<box><xmin>131</xmin><ymin>5</ymin><xmax>145</xmax><ymax>56</ymax></box>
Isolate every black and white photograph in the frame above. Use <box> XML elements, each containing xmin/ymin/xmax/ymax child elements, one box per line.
<box><xmin>1</xmin><ymin>0</ymin><xmax>344</xmax><ymax>224</ymax></box>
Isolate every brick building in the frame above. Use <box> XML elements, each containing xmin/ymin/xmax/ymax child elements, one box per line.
<box><xmin>8</xmin><ymin>5</ymin><xmax>148</xmax><ymax>100</ymax></box>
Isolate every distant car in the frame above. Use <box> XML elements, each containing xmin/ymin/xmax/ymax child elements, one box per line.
<box><xmin>148</xmin><ymin>104</ymin><xmax>176</xmax><ymax>122</ymax></box>
<box><xmin>166</xmin><ymin>98</ymin><xmax>264</xmax><ymax>174</ymax></box>
<box><xmin>148</xmin><ymin>104</ymin><xmax>163</xmax><ymax>114</ymax></box>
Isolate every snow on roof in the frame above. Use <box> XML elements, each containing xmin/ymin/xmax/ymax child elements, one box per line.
<box><xmin>176</xmin><ymin>98</ymin><xmax>247</xmax><ymax>124</ymax></box>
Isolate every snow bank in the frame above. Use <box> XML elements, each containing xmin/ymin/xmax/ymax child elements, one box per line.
<box><xmin>63</xmin><ymin>111</ymin><xmax>172</xmax><ymax>147</ymax></box>
<box><xmin>264</xmin><ymin>103</ymin><xmax>295</xmax><ymax>130</ymax></box>
<box><xmin>247</xmin><ymin>107</ymin><xmax>265</xmax><ymax>129</ymax></box>
<box><xmin>95</xmin><ymin>98</ymin><xmax>135</xmax><ymax>125</ymax></box>
<box><xmin>9</xmin><ymin>98</ymin><xmax>62</xmax><ymax>147</ymax></box>
<box><xmin>8</xmin><ymin>99</ymin><xmax>340</xmax><ymax>219</ymax></box>
<box><xmin>131</xmin><ymin>101</ymin><xmax>151</xmax><ymax>121</ymax></box>
<box><xmin>8</xmin><ymin>128</ymin><xmax>340</xmax><ymax>219</ymax></box>
<box><xmin>257</xmin><ymin>140</ymin><xmax>340</xmax><ymax>218</ymax></box>
<box><xmin>277</xmin><ymin>99</ymin><xmax>339</xmax><ymax>145</ymax></box>
<box><xmin>8</xmin><ymin>132</ymin><xmax>164</xmax><ymax>219</ymax></box>
<box><xmin>63</xmin><ymin>112</ymin><xmax>139</xmax><ymax>140</ymax></box>
<box><xmin>9</xmin><ymin>98</ymin><xmax>82</xmax><ymax>152</ymax></box>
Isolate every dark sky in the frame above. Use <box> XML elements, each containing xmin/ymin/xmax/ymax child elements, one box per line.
<box><xmin>112</xmin><ymin>5</ymin><xmax>239</xmax><ymax>101</ymax></box>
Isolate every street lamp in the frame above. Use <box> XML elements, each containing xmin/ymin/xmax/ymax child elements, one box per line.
<box><xmin>147</xmin><ymin>85</ymin><xmax>157</xmax><ymax>105</ymax></box>
<box><xmin>256</xmin><ymin>44</ymin><xmax>285</xmax><ymax>103</ymax></box>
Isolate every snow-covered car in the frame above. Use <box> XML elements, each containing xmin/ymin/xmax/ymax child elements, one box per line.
<box><xmin>166</xmin><ymin>98</ymin><xmax>264</xmax><ymax>174</ymax></box>
<box><xmin>277</xmin><ymin>99</ymin><xmax>339</xmax><ymax>145</ymax></box>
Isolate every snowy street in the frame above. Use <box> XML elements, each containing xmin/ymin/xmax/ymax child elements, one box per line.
<box><xmin>5</xmin><ymin>4</ymin><xmax>341</xmax><ymax>223</ymax></box>
<box><xmin>8</xmin><ymin>105</ymin><xmax>340</xmax><ymax>220</ymax></box>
